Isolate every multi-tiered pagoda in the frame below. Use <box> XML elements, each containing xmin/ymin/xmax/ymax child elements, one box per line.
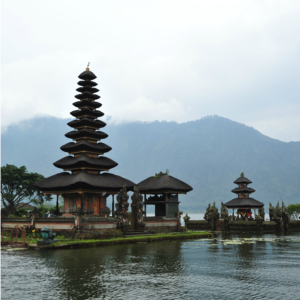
<box><xmin>35</xmin><ymin>67</ymin><xmax>135</xmax><ymax>217</ymax></box>
<box><xmin>224</xmin><ymin>173</ymin><xmax>264</xmax><ymax>218</ymax></box>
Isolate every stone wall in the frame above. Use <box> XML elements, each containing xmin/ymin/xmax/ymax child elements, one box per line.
<box><xmin>289</xmin><ymin>221</ymin><xmax>300</xmax><ymax>230</ymax></box>
<box><xmin>186</xmin><ymin>220</ymin><xmax>210</xmax><ymax>231</ymax></box>
<box><xmin>144</xmin><ymin>217</ymin><xmax>179</xmax><ymax>233</ymax></box>
<box><xmin>1</xmin><ymin>216</ymin><xmax>181</xmax><ymax>234</ymax></box>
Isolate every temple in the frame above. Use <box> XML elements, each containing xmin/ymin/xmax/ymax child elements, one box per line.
<box><xmin>224</xmin><ymin>173</ymin><xmax>264</xmax><ymax>219</ymax></box>
<box><xmin>138</xmin><ymin>171</ymin><xmax>193</xmax><ymax>218</ymax></box>
<box><xmin>34</xmin><ymin>67</ymin><xmax>135</xmax><ymax>217</ymax></box>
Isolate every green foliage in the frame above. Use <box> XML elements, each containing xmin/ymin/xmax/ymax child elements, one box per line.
<box><xmin>35</xmin><ymin>201</ymin><xmax>64</xmax><ymax>216</ymax></box>
<box><xmin>153</xmin><ymin>169</ymin><xmax>169</xmax><ymax>177</ymax></box>
<box><xmin>287</xmin><ymin>204</ymin><xmax>300</xmax><ymax>220</ymax></box>
<box><xmin>1</xmin><ymin>164</ymin><xmax>52</xmax><ymax>215</ymax></box>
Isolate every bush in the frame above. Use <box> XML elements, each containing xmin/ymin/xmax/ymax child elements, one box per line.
<box><xmin>287</xmin><ymin>204</ymin><xmax>300</xmax><ymax>220</ymax></box>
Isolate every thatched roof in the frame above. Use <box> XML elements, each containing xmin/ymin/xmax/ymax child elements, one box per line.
<box><xmin>234</xmin><ymin>176</ymin><xmax>252</xmax><ymax>184</ymax></box>
<box><xmin>137</xmin><ymin>175</ymin><xmax>193</xmax><ymax>194</ymax></box>
<box><xmin>72</xmin><ymin>101</ymin><xmax>102</xmax><ymax>110</ymax></box>
<box><xmin>53</xmin><ymin>154</ymin><xmax>118</xmax><ymax>170</ymax></box>
<box><xmin>61</xmin><ymin>141</ymin><xmax>111</xmax><ymax>154</ymax></box>
<box><xmin>78</xmin><ymin>70</ymin><xmax>97</xmax><ymax>80</ymax></box>
<box><xmin>70</xmin><ymin>109</ymin><xmax>104</xmax><ymax>119</ymax></box>
<box><xmin>34</xmin><ymin>171</ymin><xmax>135</xmax><ymax>193</ymax></box>
<box><xmin>77</xmin><ymin>80</ymin><xmax>97</xmax><ymax>87</ymax></box>
<box><xmin>67</xmin><ymin>118</ymin><xmax>105</xmax><ymax>129</ymax></box>
<box><xmin>65</xmin><ymin>129</ymin><xmax>108</xmax><ymax>140</ymax></box>
<box><xmin>224</xmin><ymin>198</ymin><xmax>264</xmax><ymax>209</ymax></box>
<box><xmin>231</xmin><ymin>187</ymin><xmax>255</xmax><ymax>194</ymax></box>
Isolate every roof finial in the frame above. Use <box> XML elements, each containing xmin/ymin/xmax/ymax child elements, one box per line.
<box><xmin>86</xmin><ymin>62</ymin><xmax>90</xmax><ymax>71</ymax></box>
<box><xmin>240</xmin><ymin>172</ymin><xmax>244</xmax><ymax>177</ymax></box>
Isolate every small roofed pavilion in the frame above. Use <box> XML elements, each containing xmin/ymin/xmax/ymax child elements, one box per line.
<box><xmin>224</xmin><ymin>173</ymin><xmax>264</xmax><ymax>219</ymax></box>
<box><xmin>35</xmin><ymin>67</ymin><xmax>135</xmax><ymax>217</ymax></box>
<box><xmin>137</xmin><ymin>171</ymin><xmax>193</xmax><ymax>218</ymax></box>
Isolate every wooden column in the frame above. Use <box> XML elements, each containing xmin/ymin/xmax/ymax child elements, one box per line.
<box><xmin>80</xmin><ymin>193</ymin><xmax>84</xmax><ymax>212</ymax></box>
<box><xmin>144</xmin><ymin>194</ymin><xmax>147</xmax><ymax>217</ymax></box>
<box><xmin>56</xmin><ymin>195</ymin><xmax>59</xmax><ymax>216</ymax></box>
<box><xmin>112</xmin><ymin>194</ymin><xmax>115</xmax><ymax>215</ymax></box>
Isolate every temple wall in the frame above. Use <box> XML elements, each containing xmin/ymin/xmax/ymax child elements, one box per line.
<box><xmin>186</xmin><ymin>220</ymin><xmax>210</xmax><ymax>230</ymax></box>
<box><xmin>82</xmin><ymin>217</ymin><xmax>118</xmax><ymax>231</ymax></box>
<box><xmin>228</xmin><ymin>221</ymin><xmax>260</xmax><ymax>231</ymax></box>
<box><xmin>35</xmin><ymin>218</ymin><xmax>75</xmax><ymax>231</ymax></box>
<box><xmin>2</xmin><ymin>218</ymin><xmax>31</xmax><ymax>229</ymax></box>
<box><xmin>289</xmin><ymin>221</ymin><xmax>300</xmax><ymax>230</ymax></box>
<box><xmin>144</xmin><ymin>217</ymin><xmax>179</xmax><ymax>232</ymax></box>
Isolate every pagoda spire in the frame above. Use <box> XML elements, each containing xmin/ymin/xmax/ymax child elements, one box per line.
<box><xmin>224</xmin><ymin>174</ymin><xmax>264</xmax><ymax>210</ymax></box>
<box><xmin>34</xmin><ymin>68</ymin><xmax>135</xmax><ymax>217</ymax></box>
<box><xmin>54</xmin><ymin>67</ymin><xmax>117</xmax><ymax>173</ymax></box>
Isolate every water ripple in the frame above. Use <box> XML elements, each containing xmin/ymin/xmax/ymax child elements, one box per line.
<box><xmin>1</xmin><ymin>232</ymin><xmax>300</xmax><ymax>300</ymax></box>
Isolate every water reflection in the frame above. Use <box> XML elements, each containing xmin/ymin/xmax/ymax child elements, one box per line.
<box><xmin>1</xmin><ymin>232</ymin><xmax>300</xmax><ymax>300</ymax></box>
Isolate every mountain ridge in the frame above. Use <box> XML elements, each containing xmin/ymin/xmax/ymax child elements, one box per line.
<box><xmin>2</xmin><ymin>115</ymin><xmax>300</xmax><ymax>211</ymax></box>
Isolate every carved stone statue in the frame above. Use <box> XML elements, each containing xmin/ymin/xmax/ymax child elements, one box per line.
<box><xmin>204</xmin><ymin>202</ymin><xmax>219</xmax><ymax>230</ymax></box>
<box><xmin>282</xmin><ymin>201</ymin><xmax>290</xmax><ymax>230</ymax></box>
<box><xmin>115</xmin><ymin>185</ymin><xmax>129</xmax><ymax>229</ymax></box>
<box><xmin>204</xmin><ymin>203</ymin><xmax>211</xmax><ymax>221</ymax></box>
<box><xmin>257</xmin><ymin>206</ymin><xmax>265</xmax><ymax>221</ymax></box>
<box><xmin>269</xmin><ymin>202</ymin><xmax>274</xmax><ymax>221</ymax></box>
<box><xmin>177</xmin><ymin>210</ymin><xmax>183</xmax><ymax>228</ymax></box>
<box><xmin>274</xmin><ymin>201</ymin><xmax>282</xmax><ymax>220</ymax></box>
<box><xmin>131</xmin><ymin>186</ymin><xmax>145</xmax><ymax>229</ymax></box>
<box><xmin>183</xmin><ymin>213</ymin><xmax>190</xmax><ymax>227</ymax></box>
<box><xmin>220</xmin><ymin>202</ymin><xmax>229</xmax><ymax>220</ymax></box>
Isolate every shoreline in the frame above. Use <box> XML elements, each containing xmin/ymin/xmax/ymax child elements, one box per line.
<box><xmin>27</xmin><ymin>232</ymin><xmax>212</xmax><ymax>250</ymax></box>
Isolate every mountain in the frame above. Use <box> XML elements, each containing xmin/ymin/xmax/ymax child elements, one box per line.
<box><xmin>2</xmin><ymin>115</ymin><xmax>300</xmax><ymax>212</ymax></box>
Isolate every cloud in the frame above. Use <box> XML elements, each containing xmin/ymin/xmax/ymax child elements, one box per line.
<box><xmin>1</xmin><ymin>0</ymin><xmax>300</xmax><ymax>141</ymax></box>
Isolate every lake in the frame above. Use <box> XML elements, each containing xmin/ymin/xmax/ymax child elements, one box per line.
<box><xmin>1</xmin><ymin>229</ymin><xmax>299</xmax><ymax>299</ymax></box>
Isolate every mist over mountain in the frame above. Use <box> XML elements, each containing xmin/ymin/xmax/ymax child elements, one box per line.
<box><xmin>2</xmin><ymin>116</ymin><xmax>300</xmax><ymax>211</ymax></box>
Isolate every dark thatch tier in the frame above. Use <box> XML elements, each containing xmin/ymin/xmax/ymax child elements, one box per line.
<box><xmin>75</xmin><ymin>93</ymin><xmax>100</xmax><ymax>100</ymax></box>
<box><xmin>72</xmin><ymin>100</ymin><xmax>102</xmax><ymax>109</ymax></box>
<box><xmin>53</xmin><ymin>154</ymin><xmax>118</xmax><ymax>170</ymax></box>
<box><xmin>77</xmin><ymin>80</ymin><xmax>98</xmax><ymax>87</ymax></box>
<box><xmin>76</xmin><ymin>87</ymin><xmax>99</xmax><ymax>93</ymax></box>
<box><xmin>68</xmin><ymin>118</ymin><xmax>106</xmax><ymax>129</ymax></box>
<box><xmin>34</xmin><ymin>171</ymin><xmax>135</xmax><ymax>192</ymax></box>
<box><xmin>70</xmin><ymin>109</ymin><xmax>104</xmax><ymax>119</ymax></box>
<box><xmin>234</xmin><ymin>176</ymin><xmax>252</xmax><ymax>184</ymax></box>
<box><xmin>138</xmin><ymin>175</ymin><xmax>193</xmax><ymax>194</ymax></box>
<box><xmin>224</xmin><ymin>198</ymin><xmax>264</xmax><ymax>208</ymax></box>
<box><xmin>231</xmin><ymin>187</ymin><xmax>255</xmax><ymax>194</ymax></box>
<box><xmin>65</xmin><ymin>129</ymin><xmax>108</xmax><ymax>140</ymax></box>
<box><xmin>60</xmin><ymin>141</ymin><xmax>112</xmax><ymax>154</ymax></box>
<box><xmin>78</xmin><ymin>70</ymin><xmax>97</xmax><ymax>80</ymax></box>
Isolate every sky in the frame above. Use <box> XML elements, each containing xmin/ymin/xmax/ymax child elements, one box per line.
<box><xmin>2</xmin><ymin>0</ymin><xmax>300</xmax><ymax>142</ymax></box>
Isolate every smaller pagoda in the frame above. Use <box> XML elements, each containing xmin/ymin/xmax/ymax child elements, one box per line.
<box><xmin>224</xmin><ymin>173</ymin><xmax>264</xmax><ymax>219</ymax></box>
<box><xmin>138</xmin><ymin>170</ymin><xmax>193</xmax><ymax>218</ymax></box>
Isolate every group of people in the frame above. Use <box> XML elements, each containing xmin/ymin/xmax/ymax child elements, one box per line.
<box><xmin>237</xmin><ymin>209</ymin><xmax>253</xmax><ymax>219</ymax></box>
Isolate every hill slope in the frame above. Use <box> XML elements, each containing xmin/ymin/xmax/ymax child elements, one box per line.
<box><xmin>2</xmin><ymin>116</ymin><xmax>300</xmax><ymax>211</ymax></box>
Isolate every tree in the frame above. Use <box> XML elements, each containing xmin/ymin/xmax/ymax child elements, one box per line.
<box><xmin>1</xmin><ymin>164</ymin><xmax>52</xmax><ymax>215</ymax></box>
<box><xmin>287</xmin><ymin>204</ymin><xmax>300</xmax><ymax>220</ymax></box>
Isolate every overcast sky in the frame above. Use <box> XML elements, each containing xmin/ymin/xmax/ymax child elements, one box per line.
<box><xmin>2</xmin><ymin>0</ymin><xmax>300</xmax><ymax>142</ymax></box>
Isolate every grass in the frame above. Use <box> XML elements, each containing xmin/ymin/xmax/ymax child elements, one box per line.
<box><xmin>2</xmin><ymin>231</ymin><xmax>212</xmax><ymax>249</ymax></box>
<box><xmin>18</xmin><ymin>231</ymin><xmax>212</xmax><ymax>249</ymax></box>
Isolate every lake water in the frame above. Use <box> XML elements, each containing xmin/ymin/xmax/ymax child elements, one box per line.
<box><xmin>1</xmin><ymin>230</ymin><xmax>300</xmax><ymax>299</ymax></box>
